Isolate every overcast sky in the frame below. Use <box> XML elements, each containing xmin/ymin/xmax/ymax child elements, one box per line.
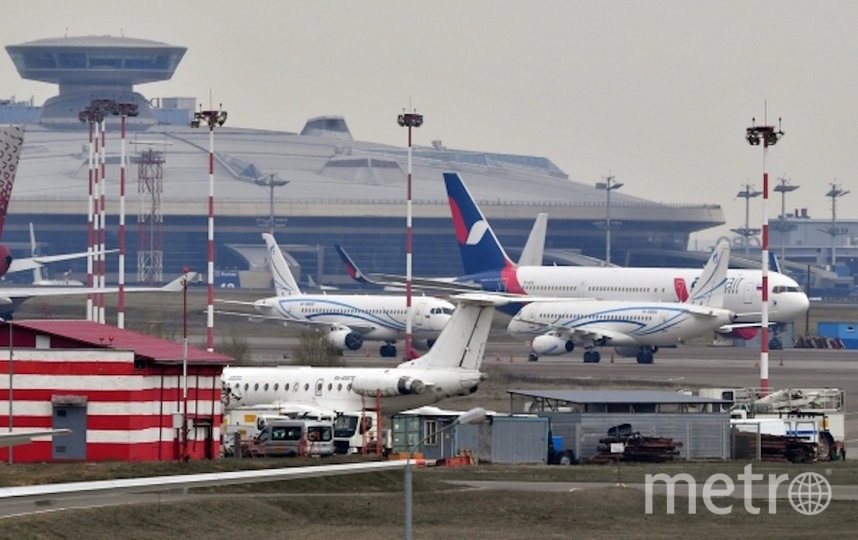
<box><xmin>5</xmin><ymin>1</ymin><xmax>858</xmax><ymax>246</ymax></box>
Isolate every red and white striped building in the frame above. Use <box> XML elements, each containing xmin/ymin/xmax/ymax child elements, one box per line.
<box><xmin>0</xmin><ymin>320</ymin><xmax>231</xmax><ymax>462</ymax></box>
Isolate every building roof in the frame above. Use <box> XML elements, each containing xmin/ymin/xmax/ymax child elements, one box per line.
<box><xmin>508</xmin><ymin>389</ymin><xmax>726</xmax><ymax>405</ymax></box>
<box><xmin>8</xmin><ymin>319</ymin><xmax>231</xmax><ymax>365</ymax></box>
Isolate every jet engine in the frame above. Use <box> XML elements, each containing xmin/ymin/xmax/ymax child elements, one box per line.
<box><xmin>531</xmin><ymin>335</ymin><xmax>574</xmax><ymax>356</ymax></box>
<box><xmin>326</xmin><ymin>329</ymin><xmax>364</xmax><ymax>351</ymax></box>
<box><xmin>351</xmin><ymin>374</ymin><xmax>426</xmax><ymax>397</ymax></box>
<box><xmin>613</xmin><ymin>346</ymin><xmax>658</xmax><ymax>358</ymax></box>
<box><xmin>412</xmin><ymin>338</ymin><xmax>436</xmax><ymax>351</ymax></box>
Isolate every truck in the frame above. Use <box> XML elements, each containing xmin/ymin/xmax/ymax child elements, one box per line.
<box><xmin>333</xmin><ymin>410</ymin><xmax>390</xmax><ymax>455</ymax></box>
<box><xmin>243</xmin><ymin>418</ymin><xmax>335</xmax><ymax>458</ymax></box>
<box><xmin>698</xmin><ymin>387</ymin><xmax>846</xmax><ymax>460</ymax></box>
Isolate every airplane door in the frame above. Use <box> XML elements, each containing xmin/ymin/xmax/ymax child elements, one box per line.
<box><xmin>743</xmin><ymin>282</ymin><xmax>755</xmax><ymax>304</ymax></box>
<box><xmin>414</xmin><ymin>303</ymin><xmax>426</xmax><ymax>328</ymax></box>
<box><xmin>315</xmin><ymin>378</ymin><xmax>324</xmax><ymax>397</ymax></box>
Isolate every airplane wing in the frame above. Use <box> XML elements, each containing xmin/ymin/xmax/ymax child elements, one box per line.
<box><xmin>334</xmin><ymin>245</ymin><xmax>482</xmax><ymax>293</ymax></box>
<box><xmin>7</xmin><ymin>249</ymin><xmax>118</xmax><ymax>274</ymax></box>
<box><xmin>0</xmin><ymin>271</ymin><xmax>197</xmax><ymax>305</ymax></box>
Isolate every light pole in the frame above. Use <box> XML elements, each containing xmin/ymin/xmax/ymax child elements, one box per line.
<box><xmin>404</xmin><ymin>407</ymin><xmax>485</xmax><ymax>540</ymax></box>
<box><xmin>397</xmin><ymin>109</ymin><xmax>423</xmax><ymax>360</ymax></box>
<box><xmin>772</xmin><ymin>177</ymin><xmax>799</xmax><ymax>265</ymax></box>
<box><xmin>77</xmin><ymin>105</ymin><xmax>101</xmax><ymax>321</ymax></box>
<box><xmin>191</xmin><ymin>105</ymin><xmax>228</xmax><ymax>352</ymax></box>
<box><xmin>746</xmin><ymin>115</ymin><xmax>784</xmax><ymax>394</ymax></box>
<box><xmin>822</xmin><ymin>183</ymin><xmax>850</xmax><ymax>269</ymax></box>
<box><xmin>7</xmin><ymin>321</ymin><xmax>12</xmax><ymax>464</ymax></box>
<box><xmin>595</xmin><ymin>174</ymin><xmax>623</xmax><ymax>265</ymax></box>
<box><xmin>181</xmin><ymin>266</ymin><xmax>189</xmax><ymax>461</ymax></box>
<box><xmin>114</xmin><ymin>102</ymin><xmax>139</xmax><ymax>329</ymax></box>
<box><xmin>731</xmin><ymin>183</ymin><xmax>762</xmax><ymax>256</ymax></box>
<box><xmin>255</xmin><ymin>174</ymin><xmax>290</xmax><ymax>236</ymax></box>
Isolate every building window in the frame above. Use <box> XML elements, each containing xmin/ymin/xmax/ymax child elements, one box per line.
<box><xmin>424</xmin><ymin>420</ymin><xmax>439</xmax><ymax>446</ymax></box>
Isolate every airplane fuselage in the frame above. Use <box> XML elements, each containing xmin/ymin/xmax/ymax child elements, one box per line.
<box><xmin>255</xmin><ymin>294</ymin><xmax>453</xmax><ymax>343</ymax></box>
<box><xmin>222</xmin><ymin>365</ymin><xmax>484</xmax><ymax>414</ymax></box>
<box><xmin>460</xmin><ymin>266</ymin><xmax>808</xmax><ymax>324</ymax></box>
<box><xmin>509</xmin><ymin>300</ymin><xmax>736</xmax><ymax>348</ymax></box>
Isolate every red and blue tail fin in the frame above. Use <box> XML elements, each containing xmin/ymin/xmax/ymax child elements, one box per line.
<box><xmin>443</xmin><ymin>172</ymin><xmax>516</xmax><ymax>276</ymax></box>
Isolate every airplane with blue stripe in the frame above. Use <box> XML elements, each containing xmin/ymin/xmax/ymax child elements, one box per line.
<box><xmin>507</xmin><ymin>240</ymin><xmax>735</xmax><ymax>363</ymax></box>
<box><xmin>218</xmin><ymin>234</ymin><xmax>454</xmax><ymax>358</ymax></box>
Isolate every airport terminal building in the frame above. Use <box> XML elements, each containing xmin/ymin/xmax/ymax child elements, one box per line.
<box><xmin>2</xmin><ymin>35</ymin><xmax>726</xmax><ymax>288</ymax></box>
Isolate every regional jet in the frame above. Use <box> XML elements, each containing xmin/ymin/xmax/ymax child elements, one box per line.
<box><xmin>222</xmin><ymin>293</ymin><xmax>499</xmax><ymax>415</ymax></box>
<box><xmin>217</xmin><ymin>233</ymin><xmax>454</xmax><ymax>357</ymax></box>
<box><xmin>508</xmin><ymin>240</ymin><xmax>736</xmax><ymax>363</ymax></box>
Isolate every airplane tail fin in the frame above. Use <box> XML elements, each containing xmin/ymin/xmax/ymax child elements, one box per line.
<box><xmin>443</xmin><ymin>172</ymin><xmax>516</xmax><ymax>275</ymax></box>
<box><xmin>769</xmin><ymin>251</ymin><xmax>782</xmax><ymax>274</ymax></box>
<box><xmin>518</xmin><ymin>212</ymin><xmax>547</xmax><ymax>266</ymax></box>
<box><xmin>688</xmin><ymin>240</ymin><xmax>731</xmax><ymax>307</ymax></box>
<box><xmin>263</xmin><ymin>233</ymin><xmax>302</xmax><ymax>296</ymax></box>
<box><xmin>0</xmin><ymin>126</ymin><xmax>25</xmax><ymax>239</ymax></box>
<box><xmin>334</xmin><ymin>245</ymin><xmax>375</xmax><ymax>286</ymax></box>
<box><xmin>29</xmin><ymin>223</ymin><xmax>44</xmax><ymax>284</ymax></box>
<box><xmin>398</xmin><ymin>294</ymin><xmax>498</xmax><ymax>371</ymax></box>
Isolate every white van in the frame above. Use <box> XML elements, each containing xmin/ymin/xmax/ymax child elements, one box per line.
<box><xmin>246</xmin><ymin>419</ymin><xmax>335</xmax><ymax>457</ymax></box>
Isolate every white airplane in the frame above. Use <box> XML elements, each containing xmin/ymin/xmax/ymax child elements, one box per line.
<box><xmin>335</xmin><ymin>173</ymin><xmax>809</xmax><ymax>347</ymax></box>
<box><xmin>218</xmin><ymin>233</ymin><xmax>455</xmax><ymax>357</ymax></box>
<box><xmin>29</xmin><ymin>223</ymin><xmax>84</xmax><ymax>286</ymax></box>
<box><xmin>222</xmin><ymin>293</ymin><xmax>499</xmax><ymax>415</ymax></box>
<box><xmin>442</xmin><ymin>173</ymin><xmax>810</xmax><ymax>332</ymax></box>
<box><xmin>508</xmin><ymin>240</ymin><xmax>736</xmax><ymax>363</ymax></box>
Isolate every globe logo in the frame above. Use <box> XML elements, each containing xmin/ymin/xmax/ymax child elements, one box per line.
<box><xmin>788</xmin><ymin>472</ymin><xmax>831</xmax><ymax>515</ymax></box>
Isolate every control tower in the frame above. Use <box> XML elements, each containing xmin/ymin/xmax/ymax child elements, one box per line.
<box><xmin>6</xmin><ymin>35</ymin><xmax>186</xmax><ymax>130</ymax></box>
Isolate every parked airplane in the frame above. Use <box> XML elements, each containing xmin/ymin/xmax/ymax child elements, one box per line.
<box><xmin>0</xmin><ymin>127</ymin><xmax>95</xmax><ymax>278</ymax></box>
<box><xmin>508</xmin><ymin>240</ymin><xmax>736</xmax><ymax>363</ymax></box>
<box><xmin>446</xmin><ymin>172</ymin><xmax>807</xmax><ymax>339</ymax></box>
<box><xmin>218</xmin><ymin>233</ymin><xmax>455</xmax><ymax>357</ymax></box>
<box><xmin>222</xmin><ymin>293</ymin><xmax>499</xmax><ymax>415</ymax></box>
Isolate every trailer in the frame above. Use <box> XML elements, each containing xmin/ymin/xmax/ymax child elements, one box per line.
<box><xmin>698</xmin><ymin>387</ymin><xmax>846</xmax><ymax>460</ymax></box>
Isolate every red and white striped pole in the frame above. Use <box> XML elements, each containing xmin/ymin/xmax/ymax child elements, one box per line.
<box><xmin>114</xmin><ymin>103</ymin><xmax>138</xmax><ymax>329</ymax></box>
<box><xmin>119</xmin><ymin>112</ymin><xmax>126</xmax><ymax>328</ymax></box>
<box><xmin>746</xmin><ymin>116</ymin><xmax>784</xmax><ymax>394</ymax></box>
<box><xmin>397</xmin><ymin>110</ymin><xmax>423</xmax><ymax>360</ymax></box>
<box><xmin>99</xmin><ymin>118</ymin><xmax>107</xmax><ymax>324</ymax></box>
<box><xmin>191</xmin><ymin>106</ymin><xmax>227</xmax><ymax>352</ymax></box>
<box><xmin>86</xmin><ymin>117</ymin><xmax>94</xmax><ymax>321</ymax></box>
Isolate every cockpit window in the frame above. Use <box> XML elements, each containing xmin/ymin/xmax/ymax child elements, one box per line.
<box><xmin>773</xmin><ymin>285</ymin><xmax>801</xmax><ymax>294</ymax></box>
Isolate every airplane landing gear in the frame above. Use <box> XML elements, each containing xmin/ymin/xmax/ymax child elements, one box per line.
<box><xmin>379</xmin><ymin>344</ymin><xmax>397</xmax><ymax>357</ymax></box>
<box><xmin>583</xmin><ymin>350</ymin><xmax>601</xmax><ymax>363</ymax></box>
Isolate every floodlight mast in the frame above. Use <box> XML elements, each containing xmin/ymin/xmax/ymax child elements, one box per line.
<box><xmin>114</xmin><ymin>102</ymin><xmax>139</xmax><ymax>328</ymax></box>
<box><xmin>772</xmin><ymin>177</ymin><xmax>799</xmax><ymax>265</ymax></box>
<box><xmin>745</xmin><ymin>115</ymin><xmax>784</xmax><ymax>395</ymax></box>
<box><xmin>397</xmin><ymin>110</ymin><xmax>423</xmax><ymax>360</ymax></box>
<box><xmin>191</xmin><ymin>105</ymin><xmax>228</xmax><ymax>352</ymax></box>
<box><xmin>823</xmin><ymin>183</ymin><xmax>850</xmax><ymax>268</ymax></box>
<box><xmin>731</xmin><ymin>183</ymin><xmax>762</xmax><ymax>256</ymax></box>
<box><xmin>595</xmin><ymin>175</ymin><xmax>623</xmax><ymax>265</ymax></box>
<box><xmin>78</xmin><ymin>106</ymin><xmax>100</xmax><ymax>321</ymax></box>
